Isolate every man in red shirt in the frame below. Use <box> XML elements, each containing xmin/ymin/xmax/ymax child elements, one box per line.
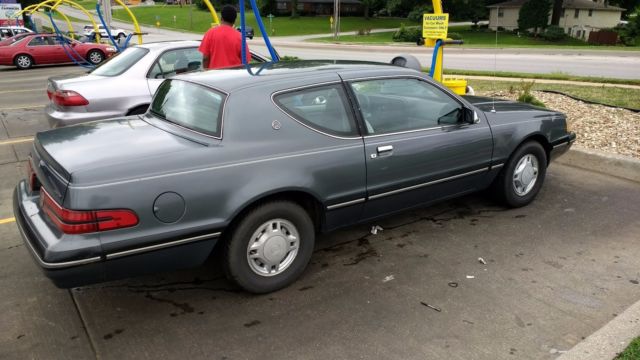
<box><xmin>199</xmin><ymin>5</ymin><xmax>251</xmax><ymax>69</ymax></box>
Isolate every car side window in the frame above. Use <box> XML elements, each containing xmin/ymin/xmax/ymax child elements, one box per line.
<box><xmin>275</xmin><ymin>84</ymin><xmax>357</xmax><ymax>137</ymax></box>
<box><xmin>28</xmin><ymin>36</ymin><xmax>50</xmax><ymax>46</ymax></box>
<box><xmin>350</xmin><ymin>78</ymin><xmax>464</xmax><ymax>135</ymax></box>
<box><xmin>149</xmin><ymin>48</ymin><xmax>203</xmax><ymax>79</ymax></box>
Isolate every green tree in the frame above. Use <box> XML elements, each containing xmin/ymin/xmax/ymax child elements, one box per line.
<box><xmin>610</xmin><ymin>0</ymin><xmax>640</xmax><ymax>18</ymax></box>
<box><xmin>259</xmin><ymin>0</ymin><xmax>277</xmax><ymax>15</ymax></box>
<box><xmin>518</xmin><ymin>0</ymin><xmax>551</xmax><ymax>34</ymax></box>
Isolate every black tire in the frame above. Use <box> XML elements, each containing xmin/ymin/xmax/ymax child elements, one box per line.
<box><xmin>492</xmin><ymin>141</ymin><xmax>547</xmax><ymax>208</ymax></box>
<box><xmin>223</xmin><ymin>201</ymin><xmax>315</xmax><ymax>293</ymax></box>
<box><xmin>14</xmin><ymin>54</ymin><xmax>33</xmax><ymax>70</ymax></box>
<box><xmin>126</xmin><ymin>105</ymin><xmax>149</xmax><ymax>116</ymax></box>
<box><xmin>86</xmin><ymin>49</ymin><xmax>105</xmax><ymax>65</ymax></box>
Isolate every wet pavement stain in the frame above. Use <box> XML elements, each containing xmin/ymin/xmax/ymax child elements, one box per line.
<box><xmin>298</xmin><ymin>286</ymin><xmax>314</xmax><ymax>291</ymax></box>
<box><xmin>16</xmin><ymin>334</ymin><xmax>24</xmax><ymax>340</ymax></box>
<box><xmin>343</xmin><ymin>238</ymin><xmax>379</xmax><ymax>266</ymax></box>
<box><xmin>243</xmin><ymin>320</ymin><xmax>261</xmax><ymax>328</ymax></box>
<box><xmin>103</xmin><ymin>329</ymin><xmax>124</xmax><ymax>340</ymax></box>
<box><xmin>630</xmin><ymin>280</ymin><xmax>639</xmax><ymax>285</ymax></box>
<box><xmin>144</xmin><ymin>293</ymin><xmax>195</xmax><ymax>317</ymax></box>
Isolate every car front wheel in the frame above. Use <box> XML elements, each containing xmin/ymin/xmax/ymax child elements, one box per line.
<box><xmin>493</xmin><ymin>141</ymin><xmax>547</xmax><ymax>208</ymax></box>
<box><xmin>223</xmin><ymin>201</ymin><xmax>315</xmax><ymax>293</ymax></box>
<box><xmin>14</xmin><ymin>54</ymin><xmax>33</xmax><ymax>70</ymax></box>
<box><xmin>86</xmin><ymin>49</ymin><xmax>104</xmax><ymax>65</ymax></box>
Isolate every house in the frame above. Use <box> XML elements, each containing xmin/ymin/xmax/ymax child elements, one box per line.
<box><xmin>487</xmin><ymin>0</ymin><xmax>624</xmax><ymax>39</ymax></box>
<box><xmin>274</xmin><ymin>0</ymin><xmax>363</xmax><ymax>16</ymax></box>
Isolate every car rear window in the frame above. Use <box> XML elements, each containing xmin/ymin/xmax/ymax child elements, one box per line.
<box><xmin>150</xmin><ymin>80</ymin><xmax>225</xmax><ymax>138</ymax></box>
<box><xmin>90</xmin><ymin>47</ymin><xmax>148</xmax><ymax>76</ymax></box>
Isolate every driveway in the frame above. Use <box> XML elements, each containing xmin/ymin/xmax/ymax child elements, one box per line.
<box><xmin>1</xmin><ymin>65</ymin><xmax>640</xmax><ymax>360</ymax></box>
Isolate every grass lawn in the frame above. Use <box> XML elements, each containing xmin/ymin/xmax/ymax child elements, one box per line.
<box><xmin>443</xmin><ymin>69</ymin><xmax>640</xmax><ymax>86</ymax></box>
<box><xmin>112</xmin><ymin>6</ymin><xmax>416</xmax><ymax>36</ymax></box>
<box><xmin>466</xmin><ymin>79</ymin><xmax>640</xmax><ymax>109</ymax></box>
<box><xmin>616</xmin><ymin>337</ymin><xmax>640</xmax><ymax>359</ymax></box>
<box><xmin>312</xmin><ymin>26</ymin><xmax>639</xmax><ymax>49</ymax></box>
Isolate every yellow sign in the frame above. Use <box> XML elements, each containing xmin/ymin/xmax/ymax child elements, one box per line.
<box><xmin>422</xmin><ymin>13</ymin><xmax>449</xmax><ymax>39</ymax></box>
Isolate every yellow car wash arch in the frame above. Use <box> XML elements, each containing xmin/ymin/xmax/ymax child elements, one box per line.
<box><xmin>15</xmin><ymin>3</ymin><xmax>78</xmax><ymax>39</ymax></box>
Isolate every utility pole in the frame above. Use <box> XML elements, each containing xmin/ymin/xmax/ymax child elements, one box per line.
<box><xmin>333</xmin><ymin>0</ymin><xmax>340</xmax><ymax>40</ymax></box>
<box><xmin>102</xmin><ymin>0</ymin><xmax>112</xmax><ymax>28</ymax></box>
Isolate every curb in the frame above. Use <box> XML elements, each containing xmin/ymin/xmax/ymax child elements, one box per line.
<box><xmin>556</xmin><ymin>298</ymin><xmax>640</xmax><ymax>360</ymax></box>
<box><xmin>556</xmin><ymin>146</ymin><xmax>640</xmax><ymax>184</ymax></box>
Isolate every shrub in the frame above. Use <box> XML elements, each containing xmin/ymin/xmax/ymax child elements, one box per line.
<box><xmin>448</xmin><ymin>32</ymin><xmax>462</xmax><ymax>40</ymax></box>
<box><xmin>392</xmin><ymin>23</ymin><xmax>422</xmax><ymax>42</ymax></box>
<box><xmin>540</xmin><ymin>25</ymin><xmax>565</xmax><ymax>41</ymax></box>
<box><xmin>516</xmin><ymin>81</ymin><xmax>545</xmax><ymax>107</ymax></box>
<box><xmin>497</xmin><ymin>26</ymin><xmax>505</xmax><ymax>31</ymax></box>
<box><xmin>194</xmin><ymin>0</ymin><xmax>208</xmax><ymax>11</ymax></box>
<box><xmin>357</xmin><ymin>28</ymin><xmax>372</xmax><ymax>35</ymax></box>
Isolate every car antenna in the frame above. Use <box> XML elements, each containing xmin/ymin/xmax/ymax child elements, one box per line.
<box><xmin>491</xmin><ymin>7</ymin><xmax>498</xmax><ymax>113</ymax></box>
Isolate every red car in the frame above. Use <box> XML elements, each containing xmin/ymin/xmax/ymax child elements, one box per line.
<box><xmin>0</xmin><ymin>33</ymin><xmax>117</xmax><ymax>69</ymax></box>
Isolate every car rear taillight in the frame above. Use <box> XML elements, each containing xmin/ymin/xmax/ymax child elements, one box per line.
<box><xmin>50</xmin><ymin>90</ymin><xmax>89</xmax><ymax>107</ymax></box>
<box><xmin>40</xmin><ymin>188</ymin><xmax>138</xmax><ymax>234</ymax></box>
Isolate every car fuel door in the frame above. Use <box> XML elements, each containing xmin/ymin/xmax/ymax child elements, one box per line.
<box><xmin>348</xmin><ymin>77</ymin><xmax>493</xmax><ymax>220</ymax></box>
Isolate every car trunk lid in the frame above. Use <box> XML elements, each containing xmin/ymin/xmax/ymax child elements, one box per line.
<box><xmin>35</xmin><ymin>117</ymin><xmax>207</xmax><ymax>187</ymax></box>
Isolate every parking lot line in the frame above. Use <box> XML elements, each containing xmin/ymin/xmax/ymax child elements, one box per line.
<box><xmin>0</xmin><ymin>217</ymin><xmax>15</xmax><ymax>225</ymax></box>
<box><xmin>0</xmin><ymin>137</ymin><xmax>34</xmax><ymax>146</ymax></box>
<box><xmin>0</xmin><ymin>89</ymin><xmax>42</xmax><ymax>95</ymax></box>
<box><xmin>0</xmin><ymin>104</ymin><xmax>45</xmax><ymax>111</ymax></box>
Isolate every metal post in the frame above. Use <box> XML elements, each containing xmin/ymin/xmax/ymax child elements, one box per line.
<box><xmin>102</xmin><ymin>0</ymin><xmax>111</xmax><ymax>28</ymax></box>
<box><xmin>333</xmin><ymin>0</ymin><xmax>340</xmax><ymax>40</ymax></box>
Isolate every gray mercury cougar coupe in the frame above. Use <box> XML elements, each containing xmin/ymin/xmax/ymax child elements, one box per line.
<box><xmin>14</xmin><ymin>61</ymin><xmax>576</xmax><ymax>293</ymax></box>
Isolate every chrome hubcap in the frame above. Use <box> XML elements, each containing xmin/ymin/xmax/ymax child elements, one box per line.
<box><xmin>513</xmin><ymin>154</ymin><xmax>539</xmax><ymax>196</ymax></box>
<box><xmin>17</xmin><ymin>56</ymin><xmax>30</xmax><ymax>67</ymax></box>
<box><xmin>89</xmin><ymin>52</ymin><xmax>101</xmax><ymax>63</ymax></box>
<box><xmin>247</xmin><ymin>219</ymin><xmax>299</xmax><ymax>277</ymax></box>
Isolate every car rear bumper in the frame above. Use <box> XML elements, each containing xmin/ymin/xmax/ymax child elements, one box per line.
<box><xmin>45</xmin><ymin>104</ymin><xmax>124</xmax><ymax>128</ymax></box>
<box><xmin>13</xmin><ymin>181</ymin><xmax>104</xmax><ymax>287</ymax></box>
<box><xmin>550</xmin><ymin>132</ymin><xmax>576</xmax><ymax>161</ymax></box>
<box><xmin>14</xmin><ymin>180</ymin><xmax>222</xmax><ymax>288</ymax></box>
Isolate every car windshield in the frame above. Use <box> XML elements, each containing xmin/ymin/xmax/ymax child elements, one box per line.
<box><xmin>91</xmin><ymin>47</ymin><xmax>148</xmax><ymax>76</ymax></box>
<box><xmin>150</xmin><ymin>80</ymin><xmax>225</xmax><ymax>138</ymax></box>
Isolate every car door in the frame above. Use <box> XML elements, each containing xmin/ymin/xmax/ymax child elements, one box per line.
<box><xmin>50</xmin><ymin>36</ymin><xmax>72</xmax><ymax>63</ymax></box>
<box><xmin>346</xmin><ymin>76</ymin><xmax>494</xmax><ymax>220</ymax></box>
<box><xmin>25</xmin><ymin>35</ymin><xmax>55</xmax><ymax>64</ymax></box>
<box><xmin>146</xmin><ymin>47</ymin><xmax>202</xmax><ymax>95</ymax></box>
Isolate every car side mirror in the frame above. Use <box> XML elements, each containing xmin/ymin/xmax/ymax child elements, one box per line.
<box><xmin>464</xmin><ymin>108</ymin><xmax>480</xmax><ymax>124</ymax></box>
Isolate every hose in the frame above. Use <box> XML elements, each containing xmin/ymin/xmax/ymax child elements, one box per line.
<box><xmin>248</xmin><ymin>0</ymin><xmax>279</xmax><ymax>62</ymax></box>
<box><xmin>47</xmin><ymin>11</ymin><xmax>95</xmax><ymax>69</ymax></box>
<box><xmin>96</xmin><ymin>3</ymin><xmax>122</xmax><ymax>52</ymax></box>
<box><xmin>428</xmin><ymin>39</ymin><xmax>442</xmax><ymax>78</ymax></box>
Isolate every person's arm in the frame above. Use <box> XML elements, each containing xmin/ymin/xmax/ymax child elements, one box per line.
<box><xmin>199</xmin><ymin>30</ymin><xmax>211</xmax><ymax>69</ymax></box>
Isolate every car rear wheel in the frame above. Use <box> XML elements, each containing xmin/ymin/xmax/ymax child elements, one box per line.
<box><xmin>14</xmin><ymin>54</ymin><xmax>33</xmax><ymax>70</ymax></box>
<box><xmin>223</xmin><ymin>201</ymin><xmax>315</xmax><ymax>293</ymax></box>
<box><xmin>86</xmin><ymin>50</ymin><xmax>104</xmax><ymax>65</ymax></box>
<box><xmin>493</xmin><ymin>141</ymin><xmax>547</xmax><ymax>208</ymax></box>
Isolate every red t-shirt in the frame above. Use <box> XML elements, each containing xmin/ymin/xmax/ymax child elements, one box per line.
<box><xmin>199</xmin><ymin>24</ymin><xmax>251</xmax><ymax>69</ymax></box>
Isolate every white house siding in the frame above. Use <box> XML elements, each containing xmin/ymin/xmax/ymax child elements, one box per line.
<box><xmin>489</xmin><ymin>7</ymin><xmax>520</xmax><ymax>30</ymax></box>
<box><xmin>559</xmin><ymin>9</ymin><xmax>622</xmax><ymax>39</ymax></box>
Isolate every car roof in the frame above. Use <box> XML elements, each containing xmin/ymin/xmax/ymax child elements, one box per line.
<box><xmin>175</xmin><ymin>60</ymin><xmax>421</xmax><ymax>93</ymax></box>
<box><xmin>134</xmin><ymin>40</ymin><xmax>201</xmax><ymax>52</ymax></box>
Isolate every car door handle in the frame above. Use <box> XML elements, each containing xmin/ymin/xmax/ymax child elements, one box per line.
<box><xmin>377</xmin><ymin>145</ymin><xmax>393</xmax><ymax>153</ymax></box>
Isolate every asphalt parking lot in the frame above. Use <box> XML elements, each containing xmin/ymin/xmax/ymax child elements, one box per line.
<box><xmin>1</xmin><ymin>64</ymin><xmax>640</xmax><ymax>360</ymax></box>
